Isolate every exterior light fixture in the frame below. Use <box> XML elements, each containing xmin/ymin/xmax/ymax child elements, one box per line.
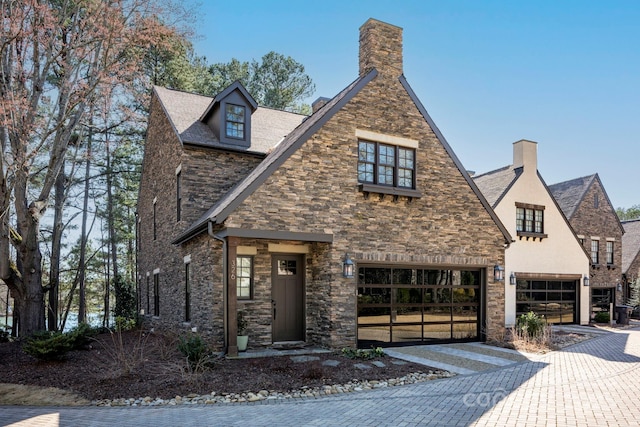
<box><xmin>583</xmin><ymin>275</ymin><xmax>590</xmax><ymax>287</ymax></box>
<box><xmin>510</xmin><ymin>272</ymin><xmax>517</xmax><ymax>286</ymax></box>
<box><xmin>343</xmin><ymin>253</ymin><xmax>355</xmax><ymax>278</ymax></box>
<box><xmin>494</xmin><ymin>265</ymin><xmax>505</xmax><ymax>282</ymax></box>
<box><xmin>617</xmin><ymin>283</ymin><xmax>622</xmax><ymax>292</ymax></box>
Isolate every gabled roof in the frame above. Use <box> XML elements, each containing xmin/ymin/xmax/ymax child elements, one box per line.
<box><xmin>472</xmin><ymin>166</ymin><xmax>523</xmax><ymax>208</ymax></box>
<box><xmin>173</xmin><ymin>71</ymin><xmax>513</xmax><ymax>245</ymax></box>
<box><xmin>152</xmin><ymin>86</ymin><xmax>305</xmax><ymax>154</ymax></box>
<box><xmin>548</xmin><ymin>173</ymin><xmax>624</xmax><ymax>233</ymax></box>
<box><xmin>172</xmin><ymin>69</ymin><xmax>379</xmax><ymax>244</ymax></box>
<box><xmin>622</xmin><ymin>219</ymin><xmax>640</xmax><ymax>274</ymax></box>
<box><xmin>548</xmin><ymin>174</ymin><xmax>596</xmax><ymax>219</ymax></box>
<box><xmin>199</xmin><ymin>81</ymin><xmax>258</xmax><ymax>122</ymax></box>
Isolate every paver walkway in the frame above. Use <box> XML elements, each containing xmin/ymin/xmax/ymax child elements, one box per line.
<box><xmin>2</xmin><ymin>326</ymin><xmax>640</xmax><ymax>426</ymax></box>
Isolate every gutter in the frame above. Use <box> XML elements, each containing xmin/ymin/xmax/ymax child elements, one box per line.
<box><xmin>209</xmin><ymin>222</ymin><xmax>228</xmax><ymax>354</ymax></box>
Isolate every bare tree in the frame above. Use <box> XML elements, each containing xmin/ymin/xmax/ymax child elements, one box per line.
<box><xmin>0</xmin><ymin>0</ymin><xmax>177</xmax><ymax>336</ymax></box>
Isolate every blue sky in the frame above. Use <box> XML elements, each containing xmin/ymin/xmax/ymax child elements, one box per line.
<box><xmin>190</xmin><ymin>0</ymin><xmax>639</xmax><ymax>209</ymax></box>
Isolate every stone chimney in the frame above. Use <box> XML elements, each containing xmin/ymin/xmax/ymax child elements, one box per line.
<box><xmin>312</xmin><ymin>97</ymin><xmax>330</xmax><ymax>113</ymax></box>
<box><xmin>512</xmin><ymin>139</ymin><xmax>538</xmax><ymax>171</ymax></box>
<box><xmin>359</xmin><ymin>18</ymin><xmax>403</xmax><ymax>78</ymax></box>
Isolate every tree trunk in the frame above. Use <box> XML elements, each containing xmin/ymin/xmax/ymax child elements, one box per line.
<box><xmin>78</xmin><ymin>125</ymin><xmax>93</xmax><ymax>324</ymax></box>
<box><xmin>48</xmin><ymin>159</ymin><xmax>66</xmax><ymax>331</ymax></box>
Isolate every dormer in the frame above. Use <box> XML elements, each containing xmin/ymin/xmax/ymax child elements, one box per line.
<box><xmin>199</xmin><ymin>81</ymin><xmax>258</xmax><ymax>148</ymax></box>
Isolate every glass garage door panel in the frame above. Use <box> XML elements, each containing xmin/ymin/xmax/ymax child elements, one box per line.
<box><xmin>515</xmin><ymin>279</ymin><xmax>577</xmax><ymax>324</ymax></box>
<box><xmin>357</xmin><ymin>266</ymin><xmax>481</xmax><ymax>346</ymax></box>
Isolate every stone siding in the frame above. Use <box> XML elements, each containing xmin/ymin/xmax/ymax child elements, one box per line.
<box><xmin>567</xmin><ymin>179</ymin><xmax>624</xmax><ymax>304</ymax></box>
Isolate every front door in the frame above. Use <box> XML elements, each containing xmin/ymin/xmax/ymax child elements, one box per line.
<box><xmin>271</xmin><ymin>255</ymin><xmax>304</xmax><ymax>342</ymax></box>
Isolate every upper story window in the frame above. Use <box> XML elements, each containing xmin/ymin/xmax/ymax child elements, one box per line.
<box><xmin>176</xmin><ymin>170</ymin><xmax>182</xmax><ymax>222</ymax></box>
<box><xmin>358</xmin><ymin>141</ymin><xmax>415</xmax><ymax>189</ymax></box>
<box><xmin>515</xmin><ymin>203</ymin><xmax>546</xmax><ymax>240</ymax></box>
<box><xmin>591</xmin><ymin>240</ymin><xmax>599</xmax><ymax>264</ymax></box>
<box><xmin>225</xmin><ymin>104</ymin><xmax>245</xmax><ymax>139</ymax></box>
<box><xmin>153</xmin><ymin>198</ymin><xmax>157</xmax><ymax>241</ymax></box>
<box><xmin>606</xmin><ymin>241</ymin><xmax>614</xmax><ymax>265</ymax></box>
<box><xmin>594</xmin><ymin>194</ymin><xmax>599</xmax><ymax>209</ymax></box>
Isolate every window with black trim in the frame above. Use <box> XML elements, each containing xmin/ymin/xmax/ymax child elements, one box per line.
<box><xmin>237</xmin><ymin>255</ymin><xmax>253</xmax><ymax>299</ymax></box>
<box><xmin>515</xmin><ymin>203</ymin><xmax>545</xmax><ymax>239</ymax></box>
<box><xmin>146</xmin><ymin>275</ymin><xmax>150</xmax><ymax>315</ymax></box>
<box><xmin>225</xmin><ymin>104</ymin><xmax>245</xmax><ymax>139</ymax></box>
<box><xmin>185</xmin><ymin>262</ymin><xmax>191</xmax><ymax>322</ymax></box>
<box><xmin>176</xmin><ymin>171</ymin><xmax>182</xmax><ymax>222</ymax></box>
<box><xmin>606</xmin><ymin>241</ymin><xmax>614</xmax><ymax>265</ymax></box>
<box><xmin>358</xmin><ymin>140</ymin><xmax>415</xmax><ymax>189</ymax></box>
<box><xmin>591</xmin><ymin>240</ymin><xmax>599</xmax><ymax>264</ymax></box>
<box><xmin>152</xmin><ymin>199</ymin><xmax>157</xmax><ymax>240</ymax></box>
<box><xmin>153</xmin><ymin>272</ymin><xmax>160</xmax><ymax>316</ymax></box>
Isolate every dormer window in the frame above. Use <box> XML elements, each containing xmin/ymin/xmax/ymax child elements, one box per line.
<box><xmin>225</xmin><ymin>104</ymin><xmax>246</xmax><ymax>140</ymax></box>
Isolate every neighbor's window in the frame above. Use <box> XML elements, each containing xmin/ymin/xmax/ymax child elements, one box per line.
<box><xmin>225</xmin><ymin>104</ymin><xmax>245</xmax><ymax>139</ymax></box>
<box><xmin>591</xmin><ymin>240</ymin><xmax>599</xmax><ymax>264</ymax></box>
<box><xmin>516</xmin><ymin>205</ymin><xmax>544</xmax><ymax>234</ymax></box>
<box><xmin>606</xmin><ymin>241</ymin><xmax>614</xmax><ymax>265</ymax></box>
<box><xmin>358</xmin><ymin>141</ymin><xmax>415</xmax><ymax>189</ymax></box>
<box><xmin>153</xmin><ymin>272</ymin><xmax>160</xmax><ymax>316</ymax></box>
<box><xmin>237</xmin><ymin>255</ymin><xmax>253</xmax><ymax>299</ymax></box>
<box><xmin>185</xmin><ymin>262</ymin><xmax>191</xmax><ymax>322</ymax></box>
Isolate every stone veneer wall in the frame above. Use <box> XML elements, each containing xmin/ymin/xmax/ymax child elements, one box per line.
<box><xmin>568</xmin><ymin>179</ymin><xmax>624</xmax><ymax>304</ymax></box>
<box><xmin>219</xmin><ymin>20</ymin><xmax>507</xmax><ymax>348</ymax></box>
<box><xmin>138</xmin><ymin>94</ymin><xmax>264</xmax><ymax>349</ymax></box>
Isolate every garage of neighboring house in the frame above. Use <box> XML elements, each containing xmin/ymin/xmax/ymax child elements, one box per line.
<box><xmin>357</xmin><ymin>265</ymin><xmax>484</xmax><ymax>346</ymax></box>
<box><xmin>515</xmin><ymin>276</ymin><xmax>580</xmax><ymax>324</ymax></box>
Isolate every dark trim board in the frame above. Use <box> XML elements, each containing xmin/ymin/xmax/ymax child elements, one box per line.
<box><xmin>216</xmin><ymin>227</ymin><xmax>334</xmax><ymax>243</ymax></box>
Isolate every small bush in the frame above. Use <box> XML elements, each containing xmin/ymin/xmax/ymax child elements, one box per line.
<box><xmin>23</xmin><ymin>331</ymin><xmax>74</xmax><ymax>361</ymax></box>
<box><xmin>114</xmin><ymin>316</ymin><xmax>137</xmax><ymax>332</ymax></box>
<box><xmin>67</xmin><ymin>323</ymin><xmax>99</xmax><ymax>349</ymax></box>
<box><xmin>341</xmin><ymin>346</ymin><xmax>385</xmax><ymax>360</ymax></box>
<box><xmin>516</xmin><ymin>311</ymin><xmax>546</xmax><ymax>339</ymax></box>
<box><xmin>594</xmin><ymin>312</ymin><xmax>610</xmax><ymax>323</ymax></box>
<box><xmin>178</xmin><ymin>333</ymin><xmax>211</xmax><ymax>368</ymax></box>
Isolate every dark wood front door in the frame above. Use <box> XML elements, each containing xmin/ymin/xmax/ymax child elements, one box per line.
<box><xmin>272</xmin><ymin>255</ymin><xmax>304</xmax><ymax>342</ymax></box>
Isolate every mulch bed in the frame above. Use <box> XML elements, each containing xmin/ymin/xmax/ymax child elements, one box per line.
<box><xmin>0</xmin><ymin>329</ymin><xmax>431</xmax><ymax>401</ymax></box>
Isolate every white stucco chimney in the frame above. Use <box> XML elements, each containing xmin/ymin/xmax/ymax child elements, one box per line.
<box><xmin>512</xmin><ymin>139</ymin><xmax>538</xmax><ymax>171</ymax></box>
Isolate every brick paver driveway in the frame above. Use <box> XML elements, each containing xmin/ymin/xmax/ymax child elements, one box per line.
<box><xmin>2</xmin><ymin>328</ymin><xmax>640</xmax><ymax>426</ymax></box>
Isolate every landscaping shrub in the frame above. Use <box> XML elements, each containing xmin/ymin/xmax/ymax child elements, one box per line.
<box><xmin>594</xmin><ymin>312</ymin><xmax>610</xmax><ymax>323</ymax></box>
<box><xmin>516</xmin><ymin>311</ymin><xmax>546</xmax><ymax>339</ymax></box>
<box><xmin>341</xmin><ymin>346</ymin><xmax>385</xmax><ymax>360</ymax></box>
<box><xmin>23</xmin><ymin>331</ymin><xmax>74</xmax><ymax>361</ymax></box>
<box><xmin>67</xmin><ymin>322</ymin><xmax>99</xmax><ymax>349</ymax></box>
<box><xmin>178</xmin><ymin>333</ymin><xmax>211</xmax><ymax>368</ymax></box>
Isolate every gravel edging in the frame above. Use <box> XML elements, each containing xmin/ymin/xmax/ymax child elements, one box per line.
<box><xmin>91</xmin><ymin>370</ymin><xmax>454</xmax><ymax>407</ymax></box>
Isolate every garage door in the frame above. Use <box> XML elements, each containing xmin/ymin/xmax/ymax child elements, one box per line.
<box><xmin>357</xmin><ymin>266</ymin><xmax>483</xmax><ymax>347</ymax></box>
<box><xmin>516</xmin><ymin>279</ymin><xmax>578</xmax><ymax>324</ymax></box>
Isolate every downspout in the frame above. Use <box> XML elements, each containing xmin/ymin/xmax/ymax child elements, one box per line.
<box><xmin>209</xmin><ymin>222</ymin><xmax>228</xmax><ymax>353</ymax></box>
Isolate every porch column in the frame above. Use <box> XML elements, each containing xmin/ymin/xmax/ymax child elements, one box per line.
<box><xmin>227</xmin><ymin>237</ymin><xmax>239</xmax><ymax>356</ymax></box>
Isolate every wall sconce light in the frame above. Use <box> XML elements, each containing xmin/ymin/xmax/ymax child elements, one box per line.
<box><xmin>342</xmin><ymin>253</ymin><xmax>354</xmax><ymax>278</ymax></box>
<box><xmin>510</xmin><ymin>272</ymin><xmax>517</xmax><ymax>286</ymax></box>
<box><xmin>617</xmin><ymin>283</ymin><xmax>622</xmax><ymax>292</ymax></box>
<box><xmin>583</xmin><ymin>275</ymin><xmax>590</xmax><ymax>287</ymax></box>
<box><xmin>494</xmin><ymin>265</ymin><xmax>504</xmax><ymax>282</ymax></box>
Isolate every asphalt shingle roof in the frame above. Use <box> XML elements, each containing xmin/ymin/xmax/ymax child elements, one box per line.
<box><xmin>548</xmin><ymin>175</ymin><xmax>596</xmax><ymax>219</ymax></box>
<box><xmin>472</xmin><ymin>166</ymin><xmax>522</xmax><ymax>208</ymax></box>
<box><xmin>153</xmin><ymin>86</ymin><xmax>306</xmax><ymax>154</ymax></box>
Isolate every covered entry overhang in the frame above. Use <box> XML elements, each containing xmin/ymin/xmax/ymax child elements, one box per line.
<box><xmin>211</xmin><ymin>225</ymin><xmax>333</xmax><ymax>356</ymax></box>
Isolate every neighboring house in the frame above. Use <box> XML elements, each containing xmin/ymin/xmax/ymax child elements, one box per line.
<box><xmin>137</xmin><ymin>18</ymin><xmax>511</xmax><ymax>356</ymax></box>
<box><xmin>549</xmin><ymin>174</ymin><xmax>625</xmax><ymax>319</ymax></box>
<box><xmin>473</xmin><ymin>140</ymin><xmax>590</xmax><ymax>327</ymax></box>
<box><xmin>622</xmin><ymin>219</ymin><xmax>640</xmax><ymax>292</ymax></box>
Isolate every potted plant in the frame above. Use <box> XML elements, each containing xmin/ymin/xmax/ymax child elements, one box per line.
<box><xmin>237</xmin><ymin>311</ymin><xmax>248</xmax><ymax>352</ymax></box>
